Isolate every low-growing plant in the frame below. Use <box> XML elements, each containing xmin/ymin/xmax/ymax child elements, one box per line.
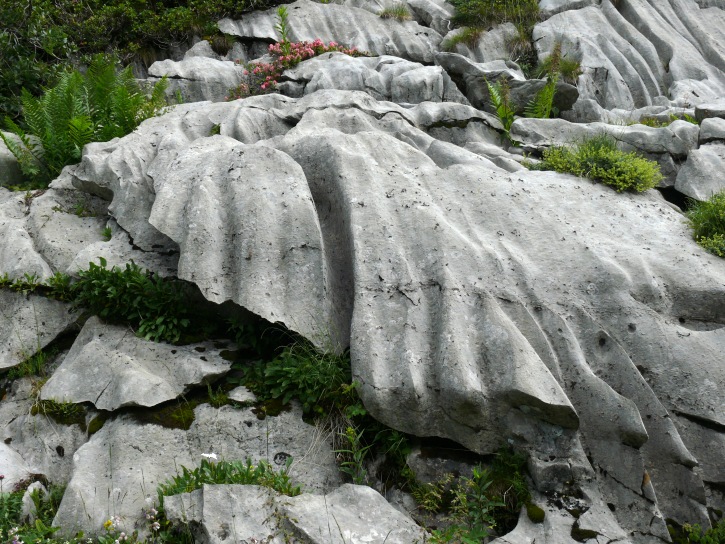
<box><xmin>101</xmin><ymin>226</ymin><xmax>113</xmax><ymax>241</ymax></box>
<box><xmin>486</xmin><ymin>78</ymin><xmax>515</xmax><ymax>142</ymax></box>
<box><xmin>379</xmin><ymin>4</ymin><xmax>413</xmax><ymax>21</ymax></box>
<box><xmin>8</xmin><ymin>347</ymin><xmax>58</xmax><ymax>379</ymax></box>
<box><xmin>31</xmin><ymin>399</ymin><xmax>86</xmax><ymax>427</ymax></box>
<box><xmin>442</xmin><ymin>27</ymin><xmax>483</xmax><ymax>51</ymax></box>
<box><xmin>335</xmin><ymin>426</ymin><xmax>374</xmax><ymax>485</ymax></box>
<box><xmin>206</xmin><ymin>383</ymin><xmax>229</xmax><ymax>408</ymax></box>
<box><xmin>687</xmin><ymin>191</ymin><xmax>725</xmax><ymax>258</ymax></box>
<box><xmin>679</xmin><ymin>519</ymin><xmax>725</xmax><ymax>543</ymax></box>
<box><xmin>528</xmin><ymin>134</ymin><xmax>663</xmax><ymax>192</ymax></box>
<box><xmin>228</xmin><ymin>39</ymin><xmax>366</xmax><ymax>99</ymax></box>
<box><xmin>240</xmin><ymin>341</ymin><xmax>354</xmax><ymax>416</ymax></box>
<box><xmin>536</xmin><ymin>42</ymin><xmax>581</xmax><ymax>85</ymax></box>
<box><xmin>157</xmin><ymin>456</ymin><xmax>301</xmax><ymax>502</ymax></box>
<box><xmin>71</xmin><ymin>257</ymin><xmax>190</xmax><ymax>343</ymax></box>
<box><xmin>1</xmin><ymin>55</ymin><xmax>168</xmax><ymax>187</ymax></box>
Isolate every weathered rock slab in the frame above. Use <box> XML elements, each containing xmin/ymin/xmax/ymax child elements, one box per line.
<box><xmin>282</xmin><ymin>484</ymin><xmax>426</xmax><ymax>543</ymax></box>
<box><xmin>41</xmin><ymin>317</ymin><xmax>232</xmax><ymax>411</ymax></box>
<box><xmin>700</xmin><ymin>117</ymin><xmax>725</xmax><ymax>144</ymax></box>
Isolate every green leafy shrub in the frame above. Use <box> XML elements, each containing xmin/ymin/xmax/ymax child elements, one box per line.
<box><xmin>679</xmin><ymin>519</ymin><xmax>725</xmax><ymax>543</ymax></box>
<box><xmin>442</xmin><ymin>27</ymin><xmax>484</xmax><ymax>50</ymax></box>
<box><xmin>71</xmin><ymin>257</ymin><xmax>190</xmax><ymax>343</ymax></box>
<box><xmin>157</xmin><ymin>456</ymin><xmax>301</xmax><ymax>501</ymax></box>
<box><xmin>536</xmin><ymin>42</ymin><xmax>581</xmax><ymax>85</ymax></box>
<box><xmin>241</xmin><ymin>341</ymin><xmax>354</xmax><ymax>416</ymax></box>
<box><xmin>2</xmin><ymin>55</ymin><xmax>168</xmax><ymax>187</ymax></box>
<box><xmin>687</xmin><ymin>191</ymin><xmax>725</xmax><ymax>258</ymax></box>
<box><xmin>529</xmin><ymin>134</ymin><xmax>662</xmax><ymax>192</ymax></box>
<box><xmin>449</xmin><ymin>0</ymin><xmax>539</xmax><ymax>30</ymax></box>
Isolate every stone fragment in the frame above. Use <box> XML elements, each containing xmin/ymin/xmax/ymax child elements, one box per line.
<box><xmin>675</xmin><ymin>143</ymin><xmax>725</xmax><ymax>200</ymax></box>
<box><xmin>41</xmin><ymin>317</ymin><xmax>232</xmax><ymax>411</ymax></box>
<box><xmin>700</xmin><ymin>117</ymin><xmax>725</xmax><ymax>144</ymax></box>
<box><xmin>282</xmin><ymin>484</ymin><xmax>426</xmax><ymax>543</ymax></box>
<box><xmin>147</xmin><ymin>57</ymin><xmax>246</xmax><ymax>103</ymax></box>
<box><xmin>695</xmin><ymin>99</ymin><xmax>725</xmax><ymax>122</ymax></box>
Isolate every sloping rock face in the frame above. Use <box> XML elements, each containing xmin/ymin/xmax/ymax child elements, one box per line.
<box><xmin>65</xmin><ymin>90</ymin><xmax>725</xmax><ymax>540</ymax></box>
<box><xmin>535</xmin><ymin>0</ymin><xmax>725</xmax><ymax>110</ymax></box>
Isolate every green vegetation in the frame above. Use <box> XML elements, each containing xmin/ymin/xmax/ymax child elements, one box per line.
<box><xmin>7</xmin><ymin>347</ymin><xmax>58</xmax><ymax>379</ymax></box>
<box><xmin>675</xmin><ymin>520</ymin><xmax>725</xmax><ymax>543</ymax></box>
<box><xmin>2</xmin><ymin>55</ymin><xmax>168</xmax><ymax>188</ymax></box>
<box><xmin>442</xmin><ymin>27</ymin><xmax>484</xmax><ymax>51</ymax></box>
<box><xmin>71</xmin><ymin>257</ymin><xmax>190</xmax><ymax>343</ymax></box>
<box><xmin>379</xmin><ymin>4</ymin><xmax>414</xmax><ymax>21</ymax></box>
<box><xmin>31</xmin><ymin>399</ymin><xmax>86</xmax><ymax>427</ymax></box>
<box><xmin>486</xmin><ymin>78</ymin><xmax>516</xmax><ymax>142</ymax></box>
<box><xmin>638</xmin><ymin>113</ymin><xmax>699</xmax><ymax>128</ymax></box>
<box><xmin>157</xmin><ymin>456</ymin><xmax>301</xmax><ymax>500</ymax></box>
<box><xmin>536</xmin><ymin>42</ymin><xmax>581</xmax><ymax>85</ymax></box>
<box><xmin>687</xmin><ymin>191</ymin><xmax>725</xmax><ymax>258</ymax></box>
<box><xmin>527</xmin><ymin>134</ymin><xmax>663</xmax><ymax>192</ymax></box>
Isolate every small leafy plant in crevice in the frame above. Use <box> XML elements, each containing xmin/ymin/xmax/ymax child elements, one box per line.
<box><xmin>526</xmin><ymin>134</ymin><xmax>663</xmax><ymax>192</ymax></box>
<box><xmin>31</xmin><ymin>399</ymin><xmax>86</xmax><ymax>428</ymax></box>
<box><xmin>687</xmin><ymin>191</ymin><xmax>725</xmax><ymax>258</ymax></box>
<box><xmin>486</xmin><ymin>78</ymin><xmax>515</xmax><ymax>142</ymax></box>
<box><xmin>71</xmin><ymin>257</ymin><xmax>190</xmax><ymax>343</ymax></box>
<box><xmin>535</xmin><ymin>41</ymin><xmax>581</xmax><ymax>85</ymax></box>
<box><xmin>670</xmin><ymin>519</ymin><xmax>725</xmax><ymax>543</ymax></box>
<box><xmin>1</xmin><ymin>55</ymin><xmax>168</xmax><ymax>188</ymax></box>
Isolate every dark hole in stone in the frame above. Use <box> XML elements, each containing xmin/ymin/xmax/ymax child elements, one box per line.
<box><xmin>607</xmin><ymin>503</ymin><xmax>616</xmax><ymax>512</ymax></box>
<box><xmin>628</xmin><ymin>323</ymin><xmax>636</xmax><ymax>332</ymax></box>
<box><xmin>4</xmin><ymin>438</ymin><xmax>11</xmax><ymax>444</ymax></box>
<box><xmin>171</xmin><ymin>350</ymin><xmax>177</xmax><ymax>354</ymax></box>
<box><xmin>273</xmin><ymin>452</ymin><xmax>291</xmax><ymax>465</ymax></box>
<box><xmin>598</xmin><ymin>337</ymin><xmax>606</xmax><ymax>347</ymax></box>
<box><xmin>679</xmin><ymin>317</ymin><xmax>686</xmax><ymax>324</ymax></box>
<box><xmin>194</xmin><ymin>347</ymin><xmax>206</xmax><ymax>353</ymax></box>
<box><xmin>56</xmin><ymin>445</ymin><xmax>64</xmax><ymax>457</ymax></box>
<box><xmin>200</xmin><ymin>356</ymin><xmax>207</xmax><ymax>361</ymax></box>
<box><xmin>244</xmin><ymin>421</ymin><xmax>253</xmax><ymax>427</ymax></box>
<box><xmin>657</xmin><ymin>186</ymin><xmax>691</xmax><ymax>211</ymax></box>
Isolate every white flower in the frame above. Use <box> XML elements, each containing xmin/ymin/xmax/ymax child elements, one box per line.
<box><xmin>201</xmin><ymin>453</ymin><xmax>218</xmax><ymax>460</ymax></box>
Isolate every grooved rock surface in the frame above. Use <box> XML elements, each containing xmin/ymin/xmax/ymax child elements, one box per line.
<box><xmin>66</xmin><ymin>90</ymin><xmax>725</xmax><ymax>539</ymax></box>
<box><xmin>148</xmin><ymin>57</ymin><xmax>246</xmax><ymax>103</ymax></box>
<box><xmin>40</xmin><ymin>317</ymin><xmax>232</xmax><ymax>411</ymax></box>
<box><xmin>534</xmin><ymin>1</ymin><xmax>725</xmax><ymax>109</ymax></box>
<box><xmin>219</xmin><ymin>0</ymin><xmax>443</xmax><ymax>64</ymax></box>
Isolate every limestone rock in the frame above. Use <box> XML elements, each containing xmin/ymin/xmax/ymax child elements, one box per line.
<box><xmin>674</xmin><ymin>143</ymin><xmax>725</xmax><ymax>201</ymax></box>
<box><xmin>40</xmin><ymin>317</ymin><xmax>232</xmax><ymax>411</ymax></box>
<box><xmin>282</xmin><ymin>484</ymin><xmax>426</xmax><ymax>543</ymax></box>
<box><xmin>0</xmin><ymin>378</ymin><xmax>88</xmax><ymax>484</ymax></box>
<box><xmin>510</xmin><ymin>117</ymin><xmax>699</xmax><ymax>157</ymax></box>
<box><xmin>219</xmin><ymin>0</ymin><xmax>442</xmax><ymax>64</ymax></box>
<box><xmin>0</xmin><ymin>291</ymin><xmax>76</xmax><ymax>370</ymax></box>
<box><xmin>164</xmin><ymin>485</ymin><xmax>284</xmax><ymax>544</ymax></box>
<box><xmin>440</xmin><ymin>22</ymin><xmax>517</xmax><ymax>63</ymax></box>
<box><xmin>0</xmin><ymin>132</ymin><xmax>23</xmax><ymax>187</ymax></box>
<box><xmin>147</xmin><ymin>57</ymin><xmax>246</xmax><ymax>103</ymax></box>
<box><xmin>534</xmin><ymin>2</ymin><xmax>725</xmax><ymax>109</ymax></box>
<box><xmin>700</xmin><ymin>117</ymin><xmax>725</xmax><ymax>144</ymax></box>
<box><xmin>539</xmin><ymin>0</ymin><xmax>598</xmax><ymax>19</ymax></box>
<box><xmin>695</xmin><ymin>98</ymin><xmax>725</xmax><ymax>122</ymax></box>
<box><xmin>64</xmin><ymin>90</ymin><xmax>725</xmax><ymax>538</ymax></box>
<box><xmin>54</xmin><ymin>404</ymin><xmax>342</xmax><ymax>535</ymax></box>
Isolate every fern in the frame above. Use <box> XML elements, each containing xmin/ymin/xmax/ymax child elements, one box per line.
<box><xmin>486</xmin><ymin>78</ymin><xmax>515</xmax><ymax>142</ymax></box>
<box><xmin>3</xmin><ymin>55</ymin><xmax>168</xmax><ymax>188</ymax></box>
<box><xmin>524</xmin><ymin>73</ymin><xmax>559</xmax><ymax>119</ymax></box>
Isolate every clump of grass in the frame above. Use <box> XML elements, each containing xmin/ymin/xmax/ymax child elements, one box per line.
<box><xmin>379</xmin><ymin>4</ymin><xmax>413</xmax><ymax>21</ymax></box>
<box><xmin>536</xmin><ymin>42</ymin><xmax>582</xmax><ymax>85</ymax></box>
<box><xmin>31</xmin><ymin>399</ymin><xmax>86</xmax><ymax>428</ymax></box>
<box><xmin>528</xmin><ymin>134</ymin><xmax>663</xmax><ymax>192</ymax></box>
<box><xmin>157</xmin><ymin>456</ymin><xmax>301</xmax><ymax>501</ymax></box>
<box><xmin>442</xmin><ymin>27</ymin><xmax>483</xmax><ymax>50</ymax></box>
<box><xmin>7</xmin><ymin>347</ymin><xmax>58</xmax><ymax>379</ymax></box>
<box><xmin>687</xmin><ymin>191</ymin><xmax>725</xmax><ymax>258</ymax></box>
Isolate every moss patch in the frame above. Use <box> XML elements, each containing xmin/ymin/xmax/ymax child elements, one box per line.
<box><xmin>526</xmin><ymin>502</ymin><xmax>545</xmax><ymax>523</ymax></box>
<box><xmin>32</xmin><ymin>400</ymin><xmax>86</xmax><ymax>430</ymax></box>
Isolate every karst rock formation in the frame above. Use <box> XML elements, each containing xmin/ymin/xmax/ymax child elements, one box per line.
<box><xmin>1</xmin><ymin>0</ymin><xmax>724</xmax><ymax>542</ymax></box>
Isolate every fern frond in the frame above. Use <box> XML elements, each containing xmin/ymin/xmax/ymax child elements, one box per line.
<box><xmin>524</xmin><ymin>74</ymin><xmax>559</xmax><ymax>119</ymax></box>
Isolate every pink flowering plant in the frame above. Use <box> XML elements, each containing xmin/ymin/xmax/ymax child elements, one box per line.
<box><xmin>227</xmin><ymin>39</ymin><xmax>368</xmax><ymax>99</ymax></box>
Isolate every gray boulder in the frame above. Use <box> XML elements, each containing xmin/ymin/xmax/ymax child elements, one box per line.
<box><xmin>440</xmin><ymin>22</ymin><xmax>518</xmax><ymax>63</ymax></box>
<box><xmin>539</xmin><ymin>0</ymin><xmax>598</xmax><ymax>19</ymax></box>
<box><xmin>510</xmin><ymin>117</ymin><xmax>699</xmax><ymax>158</ymax></box>
<box><xmin>0</xmin><ymin>132</ymin><xmax>23</xmax><ymax>187</ymax></box>
<box><xmin>40</xmin><ymin>317</ymin><xmax>232</xmax><ymax>411</ymax></box>
<box><xmin>700</xmin><ymin>117</ymin><xmax>725</xmax><ymax>144</ymax></box>
<box><xmin>147</xmin><ymin>57</ymin><xmax>246</xmax><ymax>103</ymax></box>
<box><xmin>0</xmin><ymin>378</ymin><xmax>87</xmax><ymax>484</ymax></box>
<box><xmin>282</xmin><ymin>484</ymin><xmax>426</xmax><ymax>543</ymax></box>
<box><xmin>54</xmin><ymin>404</ymin><xmax>342</xmax><ymax>536</ymax></box>
<box><xmin>219</xmin><ymin>0</ymin><xmax>443</xmax><ymax>64</ymax></box>
<box><xmin>0</xmin><ymin>291</ymin><xmax>76</xmax><ymax>370</ymax></box>
<box><xmin>695</xmin><ymin>98</ymin><xmax>725</xmax><ymax>122</ymax></box>
<box><xmin>164</xmin><ymin>485</ymin><xmax>284</xmax><ymax>544</ymax></box>
<box><xmin>674</xmin><ymin>143</ymin><xmax>725</xmax><ymax>201</ymax></box>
